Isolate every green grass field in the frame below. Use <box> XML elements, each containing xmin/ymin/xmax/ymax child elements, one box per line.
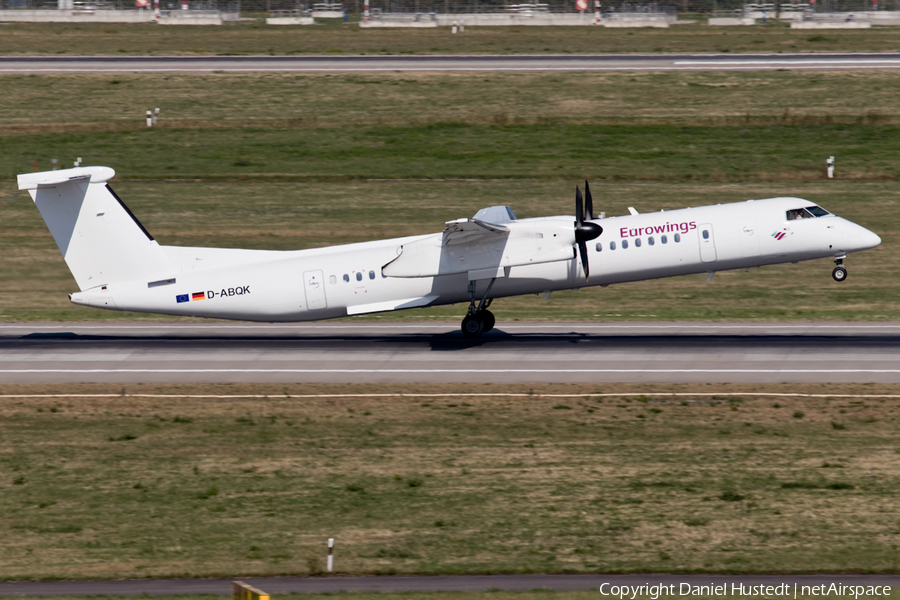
<box><xmin>11</xmin><ymin>369</ymin><xmax>897</xmax><ymax>590</ymax></box>
<box><xmin>1</xmin><ymin>71</ymin><xmax>897</xmax><ymax>322</ymax></box>
<box><xmin>4</xmin><ymin>71</ymin><xmax>900</xmax><ymax>137</ymax></box>
<box><xmin>2</xmin><ymin>20</ymin><xmax>900</xmax><ymax>55</ymax></box>
<box><xmin>2</xmin><ymin>383</ymin><xmax>900</xmax><ymax>579</ymax></box>
<box><xmin>6</xmin><ymin>123</ymin><xmax>900</xmax><ymax>181</ymax></box>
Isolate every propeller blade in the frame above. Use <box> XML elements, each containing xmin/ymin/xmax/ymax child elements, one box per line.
<box><xmin>584</xmin><ymin>180</ymin><xmax>593</xmax><ymax>221</ymax></box>
<box><xmin>575</xmin><ymin>186</ymin><xmax>584</xmax><ymax>226</ymax></box>
<box><xmin>578</xmin><ymin>240</ymin><xmax>590</xmax><ymax>281</ymax></box>
<box><xmin>574</xmin><ymin>181</ymin><xmax>601</xmax><ymax>282</ymax></box>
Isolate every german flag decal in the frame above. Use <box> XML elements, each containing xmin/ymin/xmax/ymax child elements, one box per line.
<box><xmin>191</xmin><ymin>292</ymin><xmax>206</xmax><ymax>301</ymax></box>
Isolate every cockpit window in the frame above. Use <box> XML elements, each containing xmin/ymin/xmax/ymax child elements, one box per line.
<box><xmin>786</xmin><ymin>208</ymin><xmax>814</xmax><ymax>220</ymax></box>
<box><xmin>787</xmin><ymin>206</ymin><xmax>831</xmax><ymax>220</ymax></box>
<box><xmin>805</xmin><ymin>205</ymin><xmax>830</xmax><ymax>217</ymax></box>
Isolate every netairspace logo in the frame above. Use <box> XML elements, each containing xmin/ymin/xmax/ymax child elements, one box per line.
<box><xmin>597</xmin><ymin>583</ymin><xmax>892</xmax><ymax>600</ymax></box>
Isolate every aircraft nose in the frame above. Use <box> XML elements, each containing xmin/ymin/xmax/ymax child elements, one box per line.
<box><xmin>847</xmin><ymin>223</ymin><xmax>881</xmax><ymax>252</ymax></box>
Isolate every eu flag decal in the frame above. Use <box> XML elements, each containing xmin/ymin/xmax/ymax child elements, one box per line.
<box><xmin>176</xmin><ymin>294</ymin><xmax>189</xmax><ymax>303</ymax></box>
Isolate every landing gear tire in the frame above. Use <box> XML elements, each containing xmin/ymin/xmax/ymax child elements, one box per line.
<box><xmin>481</xmin><ymin>310</ymin><xmax>495</xmax><ymax>333</ymax></box>
<box><xmin>462</xmin><ymin>314</ymin><xmax>484</xmax><ymax>339</ymax></box>
<box><xmin>832</xmin><ymin>266</ymin><xmax>848</xmax><ymax>282</ymax></box>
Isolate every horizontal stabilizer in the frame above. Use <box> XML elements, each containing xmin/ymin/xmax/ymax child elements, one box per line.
<box><xmin>18</xmin><ymin>166</ymin><xmax>115</xmax><ymax>190</ymax></box>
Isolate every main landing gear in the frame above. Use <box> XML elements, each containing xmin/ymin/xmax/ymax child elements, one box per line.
<box><xmin>461</xmin><ymin>279</ymin><xmax>496</xmax><ymax>339</ymax></box>
<box><xmin>832</xmin><ymin>256</ymin><xmax>848</xmax><ymax>282</ymax></box>
<box><xmin>462</xmin><ymin>309</ymin><xmax>495</xmax><ymax>338</ymax></box>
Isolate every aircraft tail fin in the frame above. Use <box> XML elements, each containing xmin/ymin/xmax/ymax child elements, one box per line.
<box><xmin>18</xmin><ymin>166</ymin><xmax>175</xmax><ymax>291</ymax></box>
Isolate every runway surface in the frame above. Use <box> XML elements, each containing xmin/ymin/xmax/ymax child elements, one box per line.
<box><xmin>3</xmin><ymin>321</ymin><xmax>900</xmax><ymax>384</ymax></box>
<box><xmin>3</xmin><ymin>53</ymin><xmax>900</xmax><ymax>73</ymax></box>
<box><xmin>1</xmin><ymin>574</ymin><xmax>899</xmax><ymax>596</ymax></box>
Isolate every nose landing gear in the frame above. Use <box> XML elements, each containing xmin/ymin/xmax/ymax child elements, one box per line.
<box><xmin>832</xmin><ymin>256</ymin><xmax>848</xmax><ymax>282</ymax></box>
<box><xmin>461</xmin><ymin>278</ymin><xmax>497</xmax><ymax>339</ymax></box>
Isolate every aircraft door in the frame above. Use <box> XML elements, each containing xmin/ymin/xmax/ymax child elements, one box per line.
<box><xmin>303</xmin><ymin>270</ymin><xmax>328</xmax><ymax>310</ymax></box>
<box><xmin>698</xmin><ymin>223</ymin><xmax>717</xmax><ymax>263</ymax></box>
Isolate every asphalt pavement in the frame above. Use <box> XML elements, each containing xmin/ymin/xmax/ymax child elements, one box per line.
<box><xmin>3</xmin><ymin>322</ymin><xmax>900</xmax><ymax>384</ymax></box>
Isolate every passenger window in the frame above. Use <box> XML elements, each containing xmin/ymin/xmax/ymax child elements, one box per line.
<box><xmin>622</xmin><ymin>239</ymin><xmax>629</xmax><ymax>249</ymax></box>
<box><xmin>595</xmin><ymin>242</ymin><xmax>602</xmax><ymax>252</ymax></box>
<box><xmin>702</xmin><ymin>230</ymin><xmax>710</xmax><ymax>240</ymax></box>
<box><xmin>610</xmin><ymin>241</ymin><xmax>617</xmax><ymax>250</ymax></box>
<box><xmin>356</xmin><ymin>272</ymin><xmax>362</xmax><ymax>282</ymax></box>
<box><xmin>635</xmin><ymin>238</ymin><xmax>642</xmax><ymax>248</ymax></box>
<box><xmin>648</xmin><ymin>236</ymin><xmax>655</xmax><ymax>246</ymax></box>
<box><xmin>343</xmin><ymin>274</ymin><xmax>349</xmax><ymax>283</ymax></box>
<box><xmin>661</xmin><ymin>235</ymin><xmax>667</xmax><ymax>244</ymax></box>
<box><xmin>329</xmin><ymin>275</ymin><xmax>336</xmax><ymax>285</ymax></box>
<box><xmin>674</xmin><ymin>233</ymin><xmax>681</xmax><ymax>243</ymax></box>
<box><xmin>369</xmin><ymin>270</ymin><xmax>375</xmax><ymax>280</ymax></box>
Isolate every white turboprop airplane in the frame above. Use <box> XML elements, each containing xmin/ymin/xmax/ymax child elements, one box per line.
<box><xmin>18</xmin><ymin>166</ymin><xmax>881</xmax><ymax>338</ymax></box>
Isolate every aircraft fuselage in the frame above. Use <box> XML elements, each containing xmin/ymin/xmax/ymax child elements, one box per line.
<box><xmin>68</xmin><ymin>196</ymin><xmax>880</xmax><ymax>323</ymax></box>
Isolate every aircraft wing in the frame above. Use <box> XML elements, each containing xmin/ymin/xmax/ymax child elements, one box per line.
<box><xmin>382</xmin><ymin>218</ymin><xmax>574</xmax><ymax>279</ymax></box>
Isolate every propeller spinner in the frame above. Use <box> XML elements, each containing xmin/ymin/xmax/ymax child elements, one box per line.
<box><xmin>575</xmin><ymin>181</ymin><xmax>602</xmax><ymax>281</ymax></box>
